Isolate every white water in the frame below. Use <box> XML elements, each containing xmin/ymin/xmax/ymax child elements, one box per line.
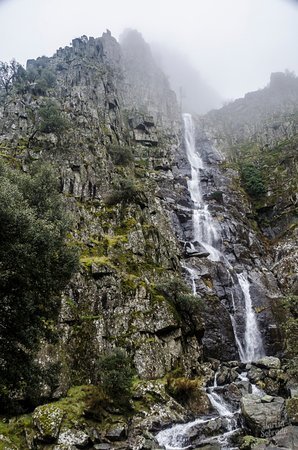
<box><xmin>183</xmin><ymin>113</ymin><xmax>222</xmax><ymax>262</ymax></box>
<box><xmin>207</xmin><ymin>372</ymin><xmax>235</xmax><ymax>422</ymax></box>
<box><xmin>156</xmin><ymin>370</ymin><xmax>237</xmax><ymax>450</ymax></box>
<box><xmin>182</xmin><ymin>112</ymin><xmax>264</xmax><ymax>363</ymax></box>
<box><xmin>237</xmin><ymin>273</ymin><xmax>265</xmax><ymax>362</ymax></box>
<box><xmin>181</xmin><ymin>263</ymin><xmax>197</xmax><ymax>295</ymax></box>
<box><xmin>156</xmin><ymin>417</ymin><xmax>208</xmax><ymax>450</ymax></box>
<box><xmin>238</xmin><ymin>372</ymin><xmax>265</xmax><ymax>397</ymax></box>
<box><xmin>156</xmin><ymin>114</ymin><xmax>266</xmax><ymax>450</ymax></box>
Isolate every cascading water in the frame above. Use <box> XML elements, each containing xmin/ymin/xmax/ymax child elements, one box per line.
<box><xmin>182</xmin><ymin>112</ymin><xmax>264</xmax><ymax>363</ymax></box>
<box><xmin>157</xmin><ymin>114</ymin><xmax>266</xmax><ymax>450</ymax></box>
<box><xmin>183</xmin><ymin>113</ymin><xmax>222</xmax><ymax>262</ymax></box>
<box><xmin>237</xmin><ymin>273</ymin><xmax>265</xmax><ymax>361</ymax></box>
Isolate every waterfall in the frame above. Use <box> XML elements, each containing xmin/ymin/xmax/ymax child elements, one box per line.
<box><xmin>155</xmin><ymin>114</ymin><xmax>266</xmax><ymax>450</ymax></box>
<box><xmin>182</xmin><ymin>113</ymin><xmax>264</xmax><ymax>362</ymax></box>
<box><xmin>237</xmin><ymin>273</ymin><xmax>265</xmax><ymax>361</ymax></box>
<box><xmin>183</xmin><ymin>113</ymin><xmax>222</xmax><ymax>262</ymax></box>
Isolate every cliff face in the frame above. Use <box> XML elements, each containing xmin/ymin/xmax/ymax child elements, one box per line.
<box><xmin>0</xmin><ymin>30</ymin><xmax>297</xmax><ymax>450</ymax></box>
<box><xmin>0</xmin><ymin>31</ymin><xmax>204</xmax><ymax>390</ymax></box>
<box><xmin>1</xmin><ymin>30</ymin><xmax>297</xmax><ymax>383</ymax></box>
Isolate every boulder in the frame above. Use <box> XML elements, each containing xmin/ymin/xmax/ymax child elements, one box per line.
<box><xmin>271</xmin><ymin>425</ymin><xmax>298</xmax><ymax>449</ymax></box>
<box><xmin>32</xmin><ymin>404</ymin><xmax>64</xmax><ymax>443</ymax></box>
<box><xmin>240</xmin><ymin>435</ymin><xmax>269</xmax><ymax>450</ymax></box>
<box><xmin>240</xmin><ymin>394</ymin><xmax>287</xmax><ymax>437</ymax></box>
<box><xmin>58</xmin><ymin>430</ymin><xmax>90</xmax><ymax>447</ymax></box>
<box><xmin>216</xmin><ymin>367</ymin><xmax>239</xmax><ymax>385</ymax></box>
<box><xmin>254</xmin><ymin>357</ymin><xmax>281</xmax><ymax>370</ymax></box>
<box><xmin>247</xmin><ymin>366</ymin><xmax>265</xmax><ymax>384</ymax></box>
<box><xmin>105</xmin><ymin>424</ymin><xmax>127</xmax><ymax>441</ymax></box>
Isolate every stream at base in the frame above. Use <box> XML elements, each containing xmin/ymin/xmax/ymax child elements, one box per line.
<box><xmin>156</xmin><ymin>370</ymin><xmax>264</xmax><ymax>450</ymax></box>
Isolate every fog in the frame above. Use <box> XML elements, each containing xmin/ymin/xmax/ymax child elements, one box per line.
<box><xmin>0</xmin><ymin>0</ymin><xmax>297</xmax><ymax>108</ymax></box>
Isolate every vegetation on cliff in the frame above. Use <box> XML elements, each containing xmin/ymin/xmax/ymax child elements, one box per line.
<box><xmin>0</xmin><ymin>161</ymin><xmax>78</xmax><ymax>412</ymax></box>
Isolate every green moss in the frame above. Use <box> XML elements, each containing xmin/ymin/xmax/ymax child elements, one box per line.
<box><xmin>55</xmin><ymin>385</ymin><xmax>97</xmax><ymax>427</ymax></box>
<box><xmin>0</xmin><ymin>415</ymin><xmax>32</xmax><ymax>449</ymax></box>
<box><xmin>80</xmin><ymin>255</ymin><xmax>111</xmax><ymax>268</ymax></box>
<box><xmin>240</xmin><ymin>435</ymin><xmax>269</xmax><ymax>449</ymax></box>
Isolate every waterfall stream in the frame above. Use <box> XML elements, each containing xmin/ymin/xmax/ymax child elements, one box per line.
<box><xmin>182</xmin><ymin>112</ymin><xmax>264</xmax><ymax>363</ymax></box>
<box><xmin>155</xmin><ymin>114</ymin><xmax>267</xmax><ymax>449</ymax></box>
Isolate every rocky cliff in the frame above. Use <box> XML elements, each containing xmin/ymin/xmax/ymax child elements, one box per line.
<box><xmin>0</xmin><ymin>30</ymin><xmax>297</xmax><ymax>450</ymax></box>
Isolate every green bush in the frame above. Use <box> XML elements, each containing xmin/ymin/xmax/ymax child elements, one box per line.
<box><xmin>166</xmin><ymin>376</ymin><xmax>202</xmax><ymax>406</ymax></box>
<box><xmin>240</xmin><ymin>163</ymin><xmax>266</xmax><ymax>197</ymax></box>
<box><xmin>39</xmin><ymin>99</ymin><xmax>68</xmax><ymax>134</ymax></box>
<box><xmin>107</xmin><ymin>145</ymin><xmax>134</xmax><ymax>166</ymax></box>
<box><xmin>105</xmin><ymin>177</ymin><xmax>142</xmax><ymax>206</ymax></box>
<box><xmin>155</xmin><ymin>279</ymin><xmax>203</xmax><ymax>322</ymax></box>
<box><xmin>97</xmin><ymin>348</ymin><xmax>133</xmax><ymax>405</ymax></box>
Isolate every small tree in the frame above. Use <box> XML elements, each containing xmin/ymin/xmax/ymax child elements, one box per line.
<box><xmin>107</xmin><ymin>145</ymin><xmax>133</xmax><ymax>166</ymax></box>
<box><xmin>0</xmin><ymin>60</ymin><xmax>26</xmax><ymax>96</ymax></box>
<box><xmin>97</xmin><ymin>348</ymin><xmax>133</xmax><ymax>404</ymax></box>
<box><xmin>105</xmin><ymin>177</ymin><xmax>143</xmax><ymax>206</ymax></box>
<box><xmin>240</xmin><ymin>163</ymin><xmax>266</xmax><ymax>197</ymax></box>
<box><xmin>39</xmin><ymin>99</ymin><xmax>68</xmax><ymax>134</ymax></box>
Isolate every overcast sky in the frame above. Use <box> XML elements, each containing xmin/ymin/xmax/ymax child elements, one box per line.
<box><xmin>0</xmin><ymin>0</ymin><xmax>297</xmax><ymax>100</ymax></box>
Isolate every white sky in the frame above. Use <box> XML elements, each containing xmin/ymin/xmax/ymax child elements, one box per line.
<box><xmin>0</xmin><ymin>0</ymin><xmax>297</xmax><ymax>99</ymax></box>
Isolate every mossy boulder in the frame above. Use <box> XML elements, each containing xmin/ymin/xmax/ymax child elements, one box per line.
<box><xmin>240</xmin><ymin>435</ymin><xmax>269</xmax><ymax>449</ymax></box>
<box><xmin>32</xmin><ymin>404</ymin><xmax>64</xmax><ymax>442</ymax></box>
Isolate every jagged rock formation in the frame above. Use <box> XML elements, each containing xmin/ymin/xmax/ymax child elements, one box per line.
<box><xmin>0</xmin><ymin>29</ymin><xmax>297</xmax><ymax>450</ymax></box>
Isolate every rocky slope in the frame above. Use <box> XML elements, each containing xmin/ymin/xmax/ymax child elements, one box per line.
<box><xmin>0</xmin><ymin>30</ymin><xmax>297</xmax><ymax>449</ymax></box>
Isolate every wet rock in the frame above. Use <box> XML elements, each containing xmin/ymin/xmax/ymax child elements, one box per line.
<box><xmin>216</xmin><ymin>367</ymin><xmax>239</xmax><ymax>385</ymax></box>
<box><xmin>241</xmin><ymin>394</ymin><xmax>287</xmax><ymax>437</ymax></box>
<box><xmin>254</xmin><ymin>357</ymin><xmax>281</xmax><ymax>370</ymax></box>
<box><xmin>187</xmin><ymin>417</ymin><xmax>224</xmax><ymax>442</ymax></box>
<box><xmin>105</xmin><ymin>424</ymin><xmax>127</xmax><ymax>441</ymax></box>
<box><xmin>184</xmin><ymin>241</ymin><xmax>210</xmax><ymax>258</ymax></box>
<box><xmin>247</xmin><ymin>366</ymin><xmax>265</xmax><ymax>384</ymax></box>
<box><xmin>32</xmin><ymin>404</ymin><xmax>64</xmax><ymax>443</ymax></box>
<box><xmin>221</xmin><ymin>382</ymin><xmax>248</xmax><ymax>405</ymax></box>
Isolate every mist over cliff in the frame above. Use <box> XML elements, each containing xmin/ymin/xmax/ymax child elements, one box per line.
<box><xmin>152</xmin><ymin>43</ymin><xmax>222</xmax><ymax>114</ymax></box>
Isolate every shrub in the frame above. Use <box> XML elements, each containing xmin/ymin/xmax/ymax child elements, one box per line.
<box><xmin>167</xmin><ymin>376</ymin><xmax>202</xmax><ymax>403</ymax></box>
<box><xmin>107</xmin><ymin>145</ymin><xmax>134</xmax><ymax>166</ymax></box>
<box><xmin>155</xmin><ymin>279</ymin><xmax>203</xmax><ymax>328</ymax></box>
<box><xmin>240</xmin><ymin>163</ymin><xmax>266</xmax><ymax>197</ymax></box>
<box><xmin>39</xmin><ymin>99</ymin><xmax>68</xmax><ymax>134</ymax></box>
<box><xmin>105</xmin><ymin>177</ymin><xmax>143</xmax><ymax>206</ymax></box>
<box><xmin>96</xmin><ymin>348</ymin><xmax>134</xmax><ymax>405</ymax></box>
